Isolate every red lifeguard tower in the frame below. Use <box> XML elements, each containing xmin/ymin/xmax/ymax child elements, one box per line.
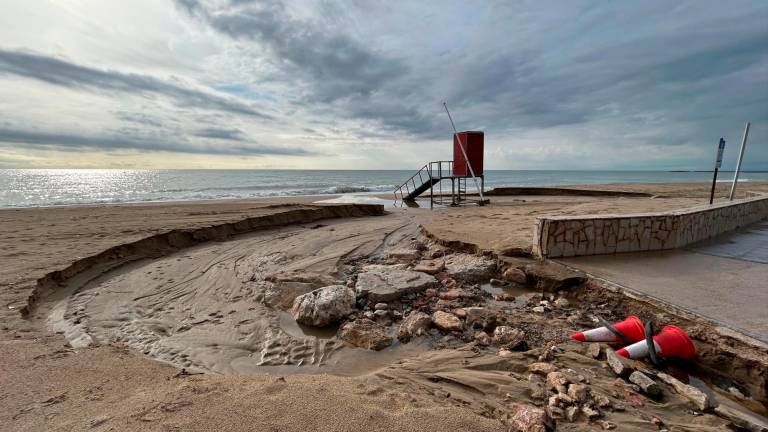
<box><xmin>394</xmin><ymin>131</ymin><xmax>486</xmax><ymax>207</ymax></box>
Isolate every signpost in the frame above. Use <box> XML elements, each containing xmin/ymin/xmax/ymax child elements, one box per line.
<box><xmin>729</xmin><ymin>122</ymin><xmax>751</xmax><ymax>201</ymax></box>
<box><xmin>709</xmin><ymin>138</ymin><xmax>726</xmax><ymax>204</ymax></box>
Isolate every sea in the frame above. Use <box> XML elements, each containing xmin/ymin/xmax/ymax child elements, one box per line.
<box><xmin>1</xmin><ymin>169</ymin><xmax>766</xmax><ymax>208</ymax></box>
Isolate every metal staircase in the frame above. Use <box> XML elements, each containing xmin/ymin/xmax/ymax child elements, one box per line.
<box><xmin>394</xmin><ymin>161</ymin><xmax>452</xmax><ymax>201</ymax></box>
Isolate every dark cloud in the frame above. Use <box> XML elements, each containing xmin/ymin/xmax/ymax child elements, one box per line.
<box><xmin>0</xmin><ymin>49</ymin><xmax>272</xmax><ymax>119</ymax></box>
<box><xmin>0</xmin><ymin>127</ymin><xmax>310</xmax><ymax>156</ymax></box>
<box><xmin>193</xmin><ymin>127</ymin><xmax>245</xmax><ymax>141</ymax></box>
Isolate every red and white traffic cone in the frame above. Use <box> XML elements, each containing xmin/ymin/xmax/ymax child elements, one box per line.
<box><xmin>569</xmin><ymin>315</ymin><xmax>645</xmax><ymax>343</ymax></box>
<box><xmin>616</xmin><ymin>325</ymin><xmax>696</xmax><ymax>360</ymax></box>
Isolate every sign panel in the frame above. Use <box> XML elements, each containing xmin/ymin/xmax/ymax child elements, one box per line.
<box><xmin>715</xmin><ymin>138</ymin><xmax>726</xmax><ymax>169</ymax></box>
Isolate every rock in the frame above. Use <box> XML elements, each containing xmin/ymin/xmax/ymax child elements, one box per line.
<box><xmin>413</xmin><ymin>259</ymin><xmax>445</xmax><ymax>275</ymax></box>
<box><xmin>397</xmin><ymin>312</ymin><xmax>432</xmax><ymax>342</ymax></box>
<box><xmin>356</xmin><ymin>267</ymin><xmax>436</xmax><ymax>302</ymax></box>
<box><xmin>528</xmin><ymin>362</ymin><xmax>558</xmax><ymax>376</ymax></box>
<box><xmin>388</xmin><ymin>248</ymin><xmax>419</xmax><ymax>261</ymax></box>
<box><xmin>586</xmin><ymin>343</ymin><xmax>603</xmax><ymax>359</ymax></box>
<box><xmin>392</xmin><ymin>310</ymin><xmax>402</xmax><ymax>319</ymax></box>
<box><xmin>453</xmin><ymin>308</ymin><xmax>466</xmax><ymax>318</ymax></box>
<box><xmin>291</xmin><ymin>285</ymin><xmax>355</xmax><ymax>327</ymax></box>
<box><xmin>509</xmin><ymin>403</ymin><xmax>555</xmax><ymax>432</ymax></box>
<box><xmin>493</xmin><ymin>326</ymin><xmax>525</xmax><ymax>347</ymax></box>
<box><xmin>565</xmin><ymin>406</ymin><xmax>579</xmax><ymax>422</ymax></box>
<box><xmin>629</xmin><ymin>371</ymin><xmax>661</xmax><ymax>397</ymax></box>
<box><xmin>528</xmin><ymin>375</ymin><xmax>547</xmax><ymax>400</ymax></box>
<box><xmin>502</xmin><ymin>267</ymin><xmax>528</xmax><ymax>284</ymax></box>
<box><xmin>474</xmin><ymin>331</ymin><xmax>491</xmax><ymax>346</ymax></box>
<box><xmin>373</xmin><ymin>302</ymin><xmax>388</xmax><ymax>310</ymax></box>
<box><xmin>567</xmin><ymin>384</ymin><xmax>589</xmax><ymax>404</ymax></box>
<box><xmin>546</xmin><ymin>372</ymin><xmax>569</xmax><ymax>393</ymax></box>
<box><xmin>363</xmin><ymin>311</ymin><xmax>375</xmax><ymax>320</ymax></box>
<box><xmin>714</xmin><ymin>404</ymin><xmax>768</xmax><ymax>432</ymax></box>
<box><xmin>532</xmin><ymin>306</ymin><xmax>546</xmax><ymax>313</ymax></box>
<box><xmin>581</xmin><ymin>405</ymin><xmax>601</xmax><ymax>420</ymax></box>
<box><xmin>438</xmin><ymin>288</ymin><xmax>462</xmax><ymax>300</ymax></box>
<box><xmin>464</xmin><ymin>307</ymin><xmax>488</xmax><ymax>326</ymax></box>
<box><xmin>443</xmin><ymin>254</ymin><xmax>497</xmax><ymax>283</ymax></box>
<box><xmin>523</xmin><ymin>262</ymin><xmax>585</xmax><ymax>292</ymax></box>
<box><xmin>548</xmin><ymin>393</ymin><xmax>573</xmax><ymax>408</ymax></box>
<box><xmin>592</xmin><ymin>393</ymin><xmax>612</xmax><ymax>409</ymax></box>
<box><xmin>657</xmin><ymin>373</ymin><xmax>718</xmax><ymax>411</ymax></box>
<box><xmin>546</xmin><ymin>406</ymin><xmax>564</xmax><ymax>420</ymax></box>
<box><xmin>498</xmin><ymin>349</ymin><xmax>514</xmax><ymax>358</ymax></box>
<box><xmin>373</xmin><ymin>309</ymin><xmax>389</xmax><ymax>319</ymax></box>
<box><xmin>553</xmin><ymin>298</ymin><xmax>569</xmax><ymax>308</ymax></box>
<box><xmin>490</xmin><ymin>278</ymin><xmax>507</xmax><ymax>286</ymax></box>
<box><xmin>493</xmin><ymin>293</ymin><xmax>516</xmax><ymax>302</ymax></box>
<box><xmin>339</xmin><ymin>319</ymin><xmax>393</xmax><ymax>350</ymax></box>
<box><xmin>424</xmin><ymin>288</ymin><xmax>437</xmax><ymax>298</ymax></box>
<box><xmin>432</xmin><ymin>311</ymin><xmax>463</xmax><ymax>332</ymax></box>
<box><xmin>600</xmin><ymin>421</ymin><xmax>617</xmax><ymax>430</ymax></box>
<box><xmin>605</xmin><ymin>349</ymin><xmax>633</xmax><ymax>377</ymax></box>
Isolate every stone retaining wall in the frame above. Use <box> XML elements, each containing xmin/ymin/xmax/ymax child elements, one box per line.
<box><xmin>533</xmin><ymin>195</ymin><xmax>768</xmax><ymax>258</ymax></box>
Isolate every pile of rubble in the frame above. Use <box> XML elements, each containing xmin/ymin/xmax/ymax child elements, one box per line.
<box><xmin>287</xmin><ymin>240</ymin><xmax>766</xmax><ymax>432</ymax></box>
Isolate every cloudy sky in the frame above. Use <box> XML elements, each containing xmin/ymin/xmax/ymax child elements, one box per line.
<box><xmin>0</xmin><ymin>0</ymin><xmax>766</xmax><ymax>170</ymax></box>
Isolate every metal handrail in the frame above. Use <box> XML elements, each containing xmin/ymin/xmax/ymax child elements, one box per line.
<box><xmin>394</xmin><ymin>160</ymin><xmax>455</xmax><ymax>200</ymax></box>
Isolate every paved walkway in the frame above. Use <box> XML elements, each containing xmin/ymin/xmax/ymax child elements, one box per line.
<box><xmin>561</xmin><ymin>220</ymin><xmax>768</xmax><ymax>342</ymax></box>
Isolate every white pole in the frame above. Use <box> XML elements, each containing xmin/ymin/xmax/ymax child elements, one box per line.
<box><xmin>729</xmin><ymin>122</ymin><xmax>751</xmax><ymax>200</ymax></box>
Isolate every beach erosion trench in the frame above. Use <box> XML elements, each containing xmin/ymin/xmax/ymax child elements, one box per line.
<box><xmin>533</xmin><ymin>194</ymin><xmax>768</xmax><ymax>258</ymax></box>
<box><xmin>21</xmin><ymin>203</ymin><xmax>385</xmax><ymax>318</ymax></box>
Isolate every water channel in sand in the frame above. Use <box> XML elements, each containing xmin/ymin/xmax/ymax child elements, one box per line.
<box><xmin>41</xmin><ymin>213</ymin><xmax>432</xmax><ymax>376</ymax></box>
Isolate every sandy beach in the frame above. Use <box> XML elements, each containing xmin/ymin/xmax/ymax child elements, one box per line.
<box><xmin>2</xmin><ymin>182</ymin><xmax>767</xmax><ymax>431</ymax></box>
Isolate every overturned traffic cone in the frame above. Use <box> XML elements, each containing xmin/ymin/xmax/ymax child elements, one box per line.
<box><xmin>616</xmin><ymin>325</ymin><xmax>696</xmax><ymax>361</ymax></box>
<box><xmin>570</xmin><ymin>315</ymin><xmax>645</xmax><ymax>344</ymax></box>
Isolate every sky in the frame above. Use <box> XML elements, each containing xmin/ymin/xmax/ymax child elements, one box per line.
<box><xmin>0</xmin><ymin>0</ymin><xmax>766</xmax><ymax>170</ymax></box>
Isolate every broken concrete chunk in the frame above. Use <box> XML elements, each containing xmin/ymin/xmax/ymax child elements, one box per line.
<box><xmin>493</xmin><ymin>326</ymin><xmax>525</xmax><ymax>348</ymax></box>
<box><xmin>339</xmin><ymin>319</ymin><xmax>393</xmax><ymax>351</ymax></box>
<box><xmin>431</xmin><ymin>310</ymin><xmax>463</xmax><ymax>332</ymax></box>
<box><xmin>657</xmin><ymin>373</ymin><xmax>718</xmax><ymax>411</ymax></box>
<box><xmin>413</xmin><ymin>259</ymin><xmax>445</xmax><ymax>275</ymax></box>
<box><xmin>528</xmin><ymin>362</ymin><xmax>558</xmax><ymax>376</ymax></box>
<box><xmin>509</xmin><ymin>403</ymin><xmax>555</xmax><ymax>432</ymax></box>
<box><xmin>387</xmin><ymin>248</ymin><xmax>419</xmax><ymax>261</ymax></box>
<box><xmin>291</xmin><ymin>285</ymin><xmax>355</xmax><ymax>327</ymax></box>
<box><xmin>586</xmin><ymin>343</ymin><xmax>603</xmax><ymax>359</ymax></box>
<box><xmin>629</xmin><ymin>371</ymin><xmax>661</xmax><ymax>397</ymax></box>
<box><xmin>714</xmin><ymin>403</ymin><xmax>768</xmax><ymax>432</ymax></box>
<box><xmin>567</xmin><ymin>383</ymin><xmax>590</xmax><ymax>404</ymax></box>
<box><xmin>523</xmin><ymin>262</ymin><xmax>585</xmax><ymax>292</ymax></box>
<box><xmin>605</xmin><ymin>349</ymin><xmax>633</xmax><ymax>377</ymax></box>
<box><xmin>443</xmin><ymin>254</ymin><xmax>496</xmax><ymax>283</ymax></box>
<box><xmin>397</xmin><ymin>312</ymin><xmax>432</xmax><ymax>342</ymax></box>
<box><xmin>355</xmin><ymin>267</ymin><xmax>436</xmax><ymax>302</ymax></box>
<box><xmin>502</xmin><ymin>267</ymin><xmax>528</xmax><ymax>285</ymax></box>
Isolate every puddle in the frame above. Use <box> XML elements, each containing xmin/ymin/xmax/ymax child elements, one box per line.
<box><xmin>279</xmin><ymin>312</ymin><xmax>339</xmax><ymax>339</ymax></box>
<box><xmin>481</xmin><ymin>282</ymin><xmax>537</xmax><ymax>307</ymax></box>
<box><xmin>314</xmin><ymin>194</ymin><xmax>397</xmax><ymax>208</ymax></box>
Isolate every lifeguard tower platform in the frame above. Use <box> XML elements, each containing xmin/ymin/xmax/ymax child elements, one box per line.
<box><xmin>394</xmin><ymin>131</ymin><xmax>487</xmax><ymax>207</ymax></box>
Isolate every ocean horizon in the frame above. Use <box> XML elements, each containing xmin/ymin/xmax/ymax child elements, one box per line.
<box><xmin>2</xmin><ymin>168</ymin><xmax>767</xmax><ymax>208</ymax></box>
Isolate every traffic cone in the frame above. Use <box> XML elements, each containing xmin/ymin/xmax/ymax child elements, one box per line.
<box><xmin>616</xmin><ymin>325</ymin><xmax>696</xmax><ymax>360</ymax></box>
<box><xmin>569</xmin><ymin>315</ymin><xmax>645</xmax><ymax>343</ymax></box>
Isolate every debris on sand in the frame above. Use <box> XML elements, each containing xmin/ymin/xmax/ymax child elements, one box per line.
<box><xmin>339</xmin><ymin>319</ymin><xmax>393</xmax><ymax>351</ymax></box>
<box><xmin>431</xmin><ymin>310</ymin><xmax>463</xmax><ymax>332</ymax></box>
<box><xmin>397</xmin><ymin>311</ymin><xmax>432</xmax><ymax>342</ymax></box>
<box><xmin>355</xmin><ymin>267</ymin><xmax>436</xmax><ymax>302</ymax></box>
<box><xmin>291</xmin><ymin>285</ymin><xmax>355</xmax><ymax>327</ymax></box>
<box><xmin>509</xmin><ymin>403</ymin><xmax>555</xmax><ymax>432</ymax></box>
<box><xmin>657</xmin><ymin>373</ymin><xmax>718</xmax><ymax>411</ymax></box>
<box><xmin>443</xmin><ymin>254</ymin><xmax>496</xmax><ymax>283</ymax></box>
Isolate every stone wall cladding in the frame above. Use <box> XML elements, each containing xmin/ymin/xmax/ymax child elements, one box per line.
<box><xmin>534</xmin><ymin>195</ymin><xmax>768</xmax><ymax>258</ymax></box>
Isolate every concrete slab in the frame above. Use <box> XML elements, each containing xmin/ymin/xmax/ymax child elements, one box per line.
<box><xmin>561</xmin><ymin>220</ymin><xmax>768</xmax><ymax>342</ymax></box>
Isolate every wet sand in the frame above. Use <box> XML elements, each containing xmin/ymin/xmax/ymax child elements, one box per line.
<box><xmin>2</xmin><ymin>182</ymin><xmax>767</xmax><ymax>431</ymax></box>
